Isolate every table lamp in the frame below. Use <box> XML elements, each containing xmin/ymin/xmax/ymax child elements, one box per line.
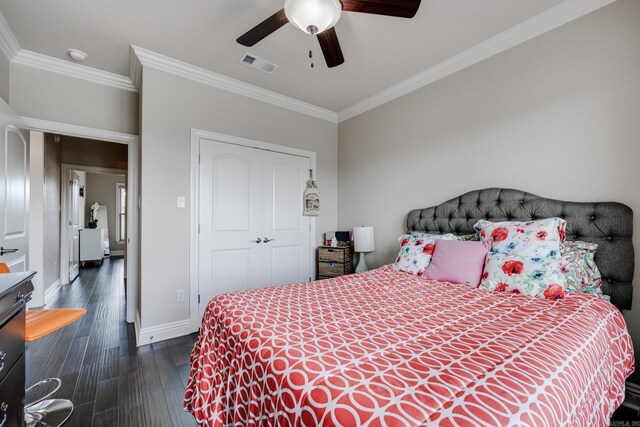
<box><xmin>353</xmin><ymin>226</ymin><xmax>375</xmax><ymax>273</ymax></box>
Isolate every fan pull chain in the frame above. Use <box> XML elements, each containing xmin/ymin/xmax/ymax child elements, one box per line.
<box><xmin>309</xmin><ymin>34</ymin><xmax>314</xmax><ymax>69</ymax></box>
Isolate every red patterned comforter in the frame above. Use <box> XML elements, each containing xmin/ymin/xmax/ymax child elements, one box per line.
<box><xmin>184</xmin><ymin>267</ymin><xmax>634</xmax><ymax>426</ymax></box>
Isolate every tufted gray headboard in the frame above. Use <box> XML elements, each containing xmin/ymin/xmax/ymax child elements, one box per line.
<box><xmin>407</xmin><ymin>188</ymin><xmax>634</xmax><ymax>310</ymax></box>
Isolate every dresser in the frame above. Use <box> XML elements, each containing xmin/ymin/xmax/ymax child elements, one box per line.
<box><xmin>317</xmin><ymin>246</ymin><xmax>353</xmax><ymax>279</ymax></box>
<box><xmin>79</xmin><ymin>228</ymin><xmax>108</xmax><ymax>264</ymax></box>
<box><xmin>0</xmin><ymin>272</ymin><xmax>34</xmax><ymax>427</ymax></box>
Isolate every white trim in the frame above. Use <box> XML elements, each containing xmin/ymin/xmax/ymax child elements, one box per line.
<box><xmin>110</xmin><ymin>250</ymin><xmax>125</xmax><ymax>257</ymax></box>
<box><xmin>191</xmin><ymin>128</ymin><xmax>318</xmax><ymax>159</ymax></box>
<box><xmin>3</xmin><ymin>0</ymin><xmax>615</xmax><ymax>124</ymax></box>
<box><xmin>189</xmin><ymin>133</ymin><xmax>199</xmax><ymax>332</ymax></box>
<box><xmin>0</xmin><ymin>11</ymin><xmax>19</xmax><ymax>59</ymax></box>
<box><xmin>338</xmin><ymin>0</ymin><xmax>619</xmax><ymax>122</ymax></box>
<box><xmin>137</xmin><ymin>319</ymin><xmax>192</xmax><ymax>346</ymax></box>
<box><xmin>132</xmin><ymin>45</ymin><xmax>338</xmax><ymax>123</ymax></box>
<box><xmin>189</xmin><ymin>128</ymin><xmax>317</xmax><ymax>332</ymax></box>
<box><xmin>129</xmin><ymin>45</ymin><xmax>143</xmax><ymax>91</ymax></box>
<box><xmin>115</xmin><ymin>182</ymin><xmax>126</xmax><ymax>244</ymax></box>
<box><xmin>126</xmin><ymin>139</ymin><xmax>139</xmax><ymax>324</ymax></box>
<box><xmin>6</xmin><ymin>255</ymin><xmax>26</xmax><ymax>273</ymax></box>
<box><xmin>44</xmin><ymin>279</ymin><xmax>61</xmax><ymax>305</ymax></box>
<box><xmin>27</xmin><ymin>131</ymin><xmax>44</xmax><ymax>307</ymax></box>
<box><xmin>12</xmin><ymin>50</ymin><xmax>137</xmax><ymax>92</ymax></box>
<box><xmin>19</xmin><ymin>117</ymin><xmax>137</xmax><ymax>144</ymax></box>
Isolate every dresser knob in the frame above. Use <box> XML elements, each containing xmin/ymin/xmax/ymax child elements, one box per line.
<box><xmin>0</xmin><ymin>401</ymin><xmax>7</xmax><ymax>427</ymax></box>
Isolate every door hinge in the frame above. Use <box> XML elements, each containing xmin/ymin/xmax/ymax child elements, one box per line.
<box><xmin>198</xmin><ymin>154</ymin><xmax>201</xmax><ymax>164</ymax></box>
<box><xmin>198</xmin><ymin>294</ymin><xmax>201</xmax><ymax>304</ymax></box>
<box><xmin>309</xmin><ymin>224</ymin><xmax>311</xmax><ymax>231</ymax></box>
<box><xmin>198</xmin><ymin>224</ymin><xmax>200</xmax><ymax>233</ymax></box>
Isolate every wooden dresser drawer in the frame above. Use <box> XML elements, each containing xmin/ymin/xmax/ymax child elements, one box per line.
<box><xmin>0</xmin><ymin>354</ymin><xmax>25</xmax><ymax>427</ymax></box>
<box><xmin>0</xmin><ymin>306</ymin><xmax>25</xmax><ymax>384</ymax></box>
<box><xmin>318</xmin><ymin>246</ymin><xmax>352</xmax><ymax>263</ymax></box>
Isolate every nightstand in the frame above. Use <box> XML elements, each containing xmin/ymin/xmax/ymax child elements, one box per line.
<box><xmin>317</xmin><ymin>246</ymin><xmax>353</xmax><ymax>279</ymax></box>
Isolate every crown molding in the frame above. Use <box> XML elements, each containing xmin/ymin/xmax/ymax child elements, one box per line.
<box><xmin>12</xmin><ymin>50</ymin><xmax>137</xmax><ymax>92</ymax></box>
<box><xmin>20</xmin><ymin>116</ymin><xmax>138</xmax><ymax>144</ymax></box>
<box><xmin>129</xmin><ymin>45</ymin><xmax>142</xmax><ymax>91</ymax></box>
<box><xmin>0</xmin><ymin>10</ymin><xmax>19</xmax><ymax>59</ymax></box>
<box><xmin>131</xmin><ymin>45</ymin><xmax>338</xmax><ymax>123</ymax></box>
<box><xmin>338</xmin><ymin>0</ymin><xmax>619</xmax><ymax>122</ymax></box>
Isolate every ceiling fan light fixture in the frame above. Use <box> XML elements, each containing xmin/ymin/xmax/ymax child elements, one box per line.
<box><xmin>284</xmin><ymin>0</ymin><xmax>342</xmax><ymax>35</ymax></box>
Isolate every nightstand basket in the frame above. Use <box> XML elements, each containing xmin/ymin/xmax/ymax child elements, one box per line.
<box><xmin>317</xmin><ymin>246</ymin><xmax>353</xmax><ymax>279</ymax></box>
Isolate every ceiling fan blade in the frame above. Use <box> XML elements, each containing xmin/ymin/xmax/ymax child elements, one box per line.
<box><xmin>317</xmin><ymin>27</ymin><xmax>345</xmax><ymax>68</ymax></box>
<box><xmin>237</xmin><ymin>9</ymin><xmax>289</xmax><ymax>47</ymax></box>
<box><xmin>340</xmin><ymin>0</ymin><xmax>421</xmax><ymax>18</ymax></box>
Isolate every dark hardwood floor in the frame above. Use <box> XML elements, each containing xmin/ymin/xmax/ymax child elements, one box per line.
<box><xmin>26</xmin><ymin>257</ymin><xmax>198</xmax><ymax>427</ymax></box>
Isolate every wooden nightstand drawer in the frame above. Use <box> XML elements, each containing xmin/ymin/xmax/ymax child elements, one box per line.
<box><xmin>318</xmin><ymin>260</ymin><xmax>352</xmax><ymax>277</ymax></box>
<box><xmin>318</xmin><ymin>246</ymin><xmax>352</xmax><ymax>263</ymax></box>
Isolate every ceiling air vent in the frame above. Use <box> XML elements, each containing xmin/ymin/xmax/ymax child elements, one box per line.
<box><xmin>239</xmin><ymin>53</ymin><xmax>278</xmax><ymax>74</ymax></box>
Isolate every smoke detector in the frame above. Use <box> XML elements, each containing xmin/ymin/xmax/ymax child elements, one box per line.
<box><xmin>67</xmin><ymin>48</ymin><xmax>88</xmax><ymax>62</ymax></box>
<box><xmin>239</xmin><ymin>53</ymin><xmax>278</xmax><ymax>74</ymax></box>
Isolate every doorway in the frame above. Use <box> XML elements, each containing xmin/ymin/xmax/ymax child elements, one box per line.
<box><xmin>26</xmin><ymin>123</ymin><xmax>139</xmax><ymax>324</ymax></box>
<box><xmin>61</xmin><ymin>165</ymin><xmax>127</xmax><ymax>282</ymax></box>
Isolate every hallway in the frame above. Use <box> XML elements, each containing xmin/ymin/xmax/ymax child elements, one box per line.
<box><xmin>26</xmin><ymin>258</ymin><xmax>198</xmax><ymax>426</ymax></box>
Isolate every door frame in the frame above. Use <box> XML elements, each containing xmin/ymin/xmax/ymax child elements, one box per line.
<box><xmin>60</xmin><ymin>164</ymin><xmax>127</xmax><ymax>283</ymax></box>
<box><xmin>189</xmin><ymin>128</ymin><xmax>317</xmax><ymax>331</ymax></box>
<box><xmin>22</xmin><ymin>117</ymin><xmax>139</xmax><ymax>324</ymax></box>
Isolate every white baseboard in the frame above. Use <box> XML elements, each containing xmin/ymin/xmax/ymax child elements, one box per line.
<box><xmin>44</xmin><ymin>279</ymin><xmax>61</xmax><ymax>306</ymax></box>
<box><xmin>137</xmin><ymin>318</ymin><xmax>192</xmax><ymax>347</ymax></box>
<box><xmin>110</xmin><ymin>250</ymin><xmax>125</xmax><ymax>256</ymax></box>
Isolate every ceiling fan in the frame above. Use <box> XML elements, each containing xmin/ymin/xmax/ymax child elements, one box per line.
<box><xmin>237</xmin><ymin>0</ymin><xmax>422</xmax><ymax>68</ymax></box>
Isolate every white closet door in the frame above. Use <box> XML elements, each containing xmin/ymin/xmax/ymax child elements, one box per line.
<box><xmin>198</xmin><ymin>140</ymin><xmax>262</xmax><ymax>319</ymax></box>
<box><xmin>0</xmin><ymin>125</ymin><xmax>29</xmax><ymax>272</ymax></box>
<box><xmin>260</xmin><ymin>151</ymin><xmax>311</xmax><ymax>287</ymax></box>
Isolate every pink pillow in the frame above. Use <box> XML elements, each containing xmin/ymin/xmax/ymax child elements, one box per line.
<box><xmin>423</xmin><ymin>239</ymin><xmax>491</xmax><ymax>287</ymax></box>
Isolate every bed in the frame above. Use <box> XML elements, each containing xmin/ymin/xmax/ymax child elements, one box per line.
<box><xmin>184</xmin><ymin>188</ymin><xmax>635</xmax><ymax>426</ymax></box>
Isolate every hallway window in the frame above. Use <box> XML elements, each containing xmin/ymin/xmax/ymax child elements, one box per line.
<box><xmin>116</xmin><ymin>183</ymin><xmax>126</xmax><ymax>242</ymax></box>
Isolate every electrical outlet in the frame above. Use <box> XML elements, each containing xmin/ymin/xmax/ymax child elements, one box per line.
<box><xmin>177</xmin><ymin>196</ymin><xmax>185</xmax><ymax>208</ymax></box>
<box><xmin>176</xmin><ymin>289</ymin><xmax>185</xmax><ymax>302</ymax></box>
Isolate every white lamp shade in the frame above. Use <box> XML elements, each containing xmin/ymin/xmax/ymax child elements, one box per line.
<box><xmin>284</xmin><ymin>0</ymin><xmax>342</xmax><ymax>34</ymax></box>
<box><xmin>353</xmin><ymin>226</ymin><xmax>375</xmax><ymax>252</ymax></box>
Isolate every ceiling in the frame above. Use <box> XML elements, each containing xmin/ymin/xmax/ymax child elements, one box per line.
<box><xmin>0</xmin><ymin>0</ymin><xmax>565</xmax><ymax>111</ymax></box>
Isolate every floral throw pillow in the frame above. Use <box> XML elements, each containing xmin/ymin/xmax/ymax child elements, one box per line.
<box><xmin>560</xmin><ymin>241</ymin><xmax>604</xmax><ymax>296</ymax></box>
<box><xmin>474</xmin><ymin>217</ymin><xmax>567</xmax><ymax>258</ymax></box>
<box><xmin>480</xmin><ymin>253</ymin><xmax>567</xmax><ymax>300</ymax></box>
<box><xmin>394</xmin><ymin>233</ymin><xmax>458</xmax><ymax>275</ymax></box>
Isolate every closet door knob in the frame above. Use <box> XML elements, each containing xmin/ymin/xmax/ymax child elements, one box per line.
<box><xmin>263</xmin><ymin>238</ymin><xmax>274</xmax><ymax>243</ymax></box>
<box><xmin>251</xmin><ymin>238</ymin><xmax>262</xmax><ymax>243</ymax></box>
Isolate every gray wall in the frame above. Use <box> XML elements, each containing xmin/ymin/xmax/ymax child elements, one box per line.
<box><xmin>85</xmin><ymin>172</ymin><xmax>126</xmax><ymax>253</ymax></box>
<box><xmin>43</xmin><ymin>134</ymin><xmax>61</xmax><ymax>292</ymax></box>
<box><xmin>338</xmin><ymin>0</ymin><xmax>640</xmax><ymax>357</ymax></box>
<box><xmin>139</xmin><ymin>67</ymin><xmax>338</xmax><ymax>329</ymax></box>
<box><xmin>9</xmin><ymin>63</ymin><xmax>138</xmax><ymax>134</ymax></box>
<box><xmin>0</xmin><ymin>51</ymin><xmax>9</xmax><ymax>104</ymax></box>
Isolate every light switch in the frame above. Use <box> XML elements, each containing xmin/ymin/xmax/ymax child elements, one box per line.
<box><xmin>177</xmin><ymin>196</ymin><xmax>185</xmax><ymax>208</ymax></box>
